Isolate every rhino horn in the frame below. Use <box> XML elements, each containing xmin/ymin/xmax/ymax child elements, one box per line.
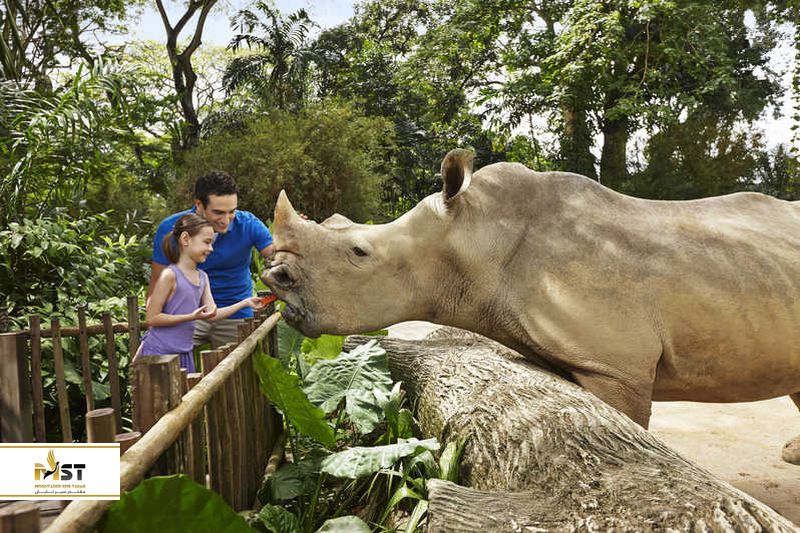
<box><xmin>274</xmin><ymin>190</ymin><xmax>302</xmax><ymax>231</ymax></box>
<box><xmin>441</xmin><ymin>148</ymin><xmax>474</xmax><ymax>202</ymax></box>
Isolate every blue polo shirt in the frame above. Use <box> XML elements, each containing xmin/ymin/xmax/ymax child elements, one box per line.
<box><xmin>152</xmin><ymin>208</ymin><xmax>272</xmax><ymax>318</ymax></box>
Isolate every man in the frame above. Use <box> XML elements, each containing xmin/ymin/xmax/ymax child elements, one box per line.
<box><xmin>148</xmin><ymin>170</ymin><xmax>274</xmax><ymax>348</ymax></box>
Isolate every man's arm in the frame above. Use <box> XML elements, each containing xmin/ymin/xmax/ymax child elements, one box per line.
<box><xmin>259</xmin><ymin>244</ymin><xmax>275</xmax><ymax>261</ymax></box>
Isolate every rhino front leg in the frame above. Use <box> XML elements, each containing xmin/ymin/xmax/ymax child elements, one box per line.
<box><xmin>573</xmin><ymin>372</ymin><xmax>653</xmax><ymax>428</ymax></box>
<box><xmin>782</xmin><ymin>392</ymin><xmax>800</xmax><ymax>465</ymax></box>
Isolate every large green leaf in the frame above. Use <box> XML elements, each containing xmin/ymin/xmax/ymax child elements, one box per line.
<box><xmin>321</xmin><ymin>438</ymin><xmax>440</xmax><ymax>479</ymax></box>
<box><xmin>99</xmin><ymin>475</ymin><xmax>250</xmax><ymax>533</ymax></box>
<box><xmin>267</xmin><ymin>457</ymin><xmax>322</xmax><ymax>501</ymax></box>
<box><xmin>344</xmin><ymin>389</ymin><xmax>384</xmax><ymax>434</ymax></box>
<box><xmin>256</xmin><ymin>504</ymin><xmax>301</xmax><ymax>533</ymax></box>
<box><xmin>315</xmin><ymin>516</ymin><xmax>371</xmax><ymax>532</ymax></box>
<box><xmin>254</xmin><ymin>352</ymin><xmax>335</xmax><ymax>448</ymax></box>
<box><xmin>303</xmin><ymin>340</ymin><xmax>392</xmax><ymax>413</ymax></box>
<box><xmin>301</xmin><ymin>334</ymin><xmax>344</xmax><ymax>362</ymax></box>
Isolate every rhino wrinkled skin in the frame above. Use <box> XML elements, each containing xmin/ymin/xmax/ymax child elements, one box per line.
<box><xmin>265</xmin><ymin>148</ymin><xmax>800</xmax><ymax>463</ymax></box>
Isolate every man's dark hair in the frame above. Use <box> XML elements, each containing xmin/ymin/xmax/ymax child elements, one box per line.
<box><xmin>194</xmin><ymin>171</ymin><xmax>239</xmax><ymax>206</ymax></box>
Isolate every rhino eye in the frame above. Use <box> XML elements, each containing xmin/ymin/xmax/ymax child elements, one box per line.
<box><xmin>352</xmin><ymin>246</ymin><xmax>368</xmax><ymax>257</ymax></box>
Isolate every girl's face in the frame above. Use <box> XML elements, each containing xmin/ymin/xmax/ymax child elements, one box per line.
<box><xmin>181</xmin><ymin>226</ymin><xmax>215</xmax><ymax>264</ymax></box>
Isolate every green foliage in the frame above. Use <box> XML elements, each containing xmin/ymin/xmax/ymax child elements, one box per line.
<box><xmin>251</xmin><ymin>339</ymin><xmax>464</xmax><ymax>532</ymax></box>
<box><xmin>315</xmin><ymin>516</ymin><xmax>371</xmax><ymax>532</ymax></box>
<box><xmin>178</xmin><ymin>101</ymin><xmax>394</xmax><ymax>222</ymax></box>
<box><xmin>0</xmin><ymin>0</ymin><xmax>134</xmax><ymax>87</ymax></box>
<box><xmin>0</xmin><ymin>211</ymin><xmax>149</xmax><ymax>326</ymax></box>
<box><xmin>303</xmin><ymin>340</ymin><xmax>394</xmax><ymax>434</ymax></box>
<box><xmin>0</xmin><ymin>210</ymin><xmax>148</xmax><ymax>438</ymax></box>
<box><xmin>0</xmin><ymin>59</ymin><xmax>173</xmax><ymax>227</ymax></box>
<box><xmin>225</xmin><ymin>4</ymin><xmax>320</xmax><ymax>110</ymax></box>
<box><xmin>320</xmin><ymin>438</ymin><xmax>440</xmax><ymax>479</ymax></box>
<box><xmin>254</xmin><ymin>350</ymin><xmax>337</xmax><ymax>448</ymax></box>
<box><xmin>254</xmin><ymin>504</ymin><xmax>301</xmax><ymax>533</ymax></box>
<box><xmin>99</xmin><ymin>475</ymin><xmax>251</xmax><ymax>533</ymax></box>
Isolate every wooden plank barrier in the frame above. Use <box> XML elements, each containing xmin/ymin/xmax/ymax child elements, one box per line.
<box><xmin>50</xmin><ymin>319</ymin><xmax>71</xmax><ymax>443</ymax></box>
<box><xmin>186</xmin><ymin>373</ymin><xmax>206</xmax><ymax>486</ymax></box>
<box><xmin>115</xmin><ymin>432</ymin><xmax>141</xmax><ymax>455</ymax></box>
<box><xmin>47</xmin><ymin>312</ymin><xmax>281</xmax><ymax>533</ymax></box>
<box><xmin>0</xmin><ymin>502</ymin><xmax>40</xmax><ymax>533</ymax></box>
<box><xmin>131</xmin><ymin>355</ymin><xmax>182</xmax><ymax>475</ymax></box>
<box><xmin>86</xmin><ymin>408</ymin><xmax>115</xmax><ymax>443</ymax></box>
<box><xmin>102</xmin><ymin>313</ymin><xmax>122</xmax><ymax>433</ymax></box>
<box><xmin>0</xmin><ymin>331</ymin><xmax>33</xmax><ymax>442</ymax></box>
<box><xmin>28</xmin><ymin>316</ymin><xmax>46</xmax><ymax>442</ymax></box>
<box><xmin>76</xmin><ymin>306</ymin><xmax>93</xmax><ymax>413</ymax></box>
<box><xmin>126</xmin><ymin>296</ymin><xmax>140</xmax><ymax>359</ymax></box>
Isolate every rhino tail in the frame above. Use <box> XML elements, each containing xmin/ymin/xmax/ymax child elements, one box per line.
<box><xmin>441</xmin><ymin>148</ymin><xmax>474</xmax><ymax>202</ymax></box>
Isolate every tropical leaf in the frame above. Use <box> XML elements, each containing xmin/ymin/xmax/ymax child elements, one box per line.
<box><xmin>404</xmin><ymin>499</ymin><xmax>429</xmax><ymax>533</ymax></box>
<box><xmin>253</xmin><ymin>352</ymin><xmax>335</xmax><ymax>447</ymax></box>
<box><xmin>315</xmin><ymin>516</ymin><xmax>371</xmax><ymax>533</ymax></box>
<box><xmin>300</xmin><ymin>334</ymin><xmax>344</xmax><ymax>362</ymax></box>
<box><xmin>320</xmin><ymin>438</ymin><xmax>440</xmax><ymax>479</ymax></box>
<box><xmin>303</xmin><ymin>340</ymin><xmax>392</xmax><ymax>413</ymax></box>
<box><xmin>255</xmin><ymin>504</ymin><xmax>301</xmax><ymax>533</ymax></box>
<box><xmin>99</xmin><ymin>475</ymin><xmax>250</xmax><ymax>533</ymax></box>
<box><xmin>438</xmin><ymin>439</ymin><xmax>467</xmax><ymax>483</ymax></box>
<box><xmin>266</xmin><ymin>456</ymin><xmax>322</xmax><ymax>501</ymax></box>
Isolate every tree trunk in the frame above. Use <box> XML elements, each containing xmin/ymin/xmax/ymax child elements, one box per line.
<box><xmin>560</xmin><ymin>101</ymin><xmax>597</xmax><ymax>180</ymax></box>
<box><xmin>155</xmin><ymin>0</ymin><xmax>217</xmax><ymax>150</ymax></box>
<box><xmin>344</xmin><ymin>330</ymin><xmax>797</xmax><ymax>532</ymax></box>
<box><xmin>600</xmin><ymin>113</ymin><xmax>629</xmax><ymax>189</ymax></box>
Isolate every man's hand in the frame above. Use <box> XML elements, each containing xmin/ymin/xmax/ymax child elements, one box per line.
<box><xmin>190</xmin><ymin>305</ymin><xmax>217</xmax><ymax>321</ymax></box>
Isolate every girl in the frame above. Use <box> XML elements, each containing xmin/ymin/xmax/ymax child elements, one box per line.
<box><xmin>137</xmin><ymin>213</ymin><xmax>264</xmax><ymax>372</ymax></box>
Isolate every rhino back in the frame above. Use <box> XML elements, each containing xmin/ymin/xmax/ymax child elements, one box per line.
<box><xmin>451</xmin><ymin>162</ymin><xmax>800</xmax><ymax>401</ymax></box>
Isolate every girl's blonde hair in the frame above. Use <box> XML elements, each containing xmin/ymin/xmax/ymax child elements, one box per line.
<box><xmin>162</xmin><ymin>213</ymin><xmax>213</xmax><ymax>264</ymax></box>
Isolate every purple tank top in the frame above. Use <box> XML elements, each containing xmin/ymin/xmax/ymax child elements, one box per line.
<box><xmin>140</xmin><ymin>265</ymin><xmax>207</xmax><ymax>355</ymax></box>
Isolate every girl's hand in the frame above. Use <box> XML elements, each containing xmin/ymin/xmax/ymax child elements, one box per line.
<box><xmin>246</xmin><ymin>296</ymin><xmax>266</xmax><ymax>310</ymax></box>
<box><xmin>191</xmin><ymin>305</ymin><xmax>217</xmax><ymax>320</ymax></box>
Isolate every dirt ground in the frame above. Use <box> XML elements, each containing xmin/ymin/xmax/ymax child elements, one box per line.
<box><xmin>386</xmin><ymin>321</ymin><xmax>800</xmax><ymax>526</ymax></box>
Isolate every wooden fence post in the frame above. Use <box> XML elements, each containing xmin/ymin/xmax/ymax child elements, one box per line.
<box><xmin>0</xmin><ymin>332</ymin><xmax>33</xmax><ymax>443</ymax></box>
<box><xmin>115</xmin><ymin>432</ymin><xmax>141</xmax><ymax>455</ymax></box>
<box><xmin>86</xmin><ymin>408</ymin><xmax>116</xmax><ymax>443</ymax></box>
<box><xmin>126</xmin><ymin>296</ymin><xmax>140</xmax><ymax>360</ymax></box>
<box><xmin>102</xmin><ymin>313</ymin><xmax>122</xmax><ymax>433</ymax></box>
<box><xmin>0</xmin><ymin>502</ymin><xmax>40</xmax><ymax>532</ymax></box>
<box><xmin>186</xmin><ymin>373</ymin><xmax>206</xmax><ymax>486</ymax></box>
<box><xmin>28</xmin><ymin>316</ymin><xmax>46</xmax><ymax>442</ymax></box>
<box><xmin>77</xmin><ymin>305</ymin><xmax>94</xmax><ymax>412</ymax></box>
<box><xmin>131</xmin><ymin>354</ymin><xmax>181</xmax><ymax>474</ymax></box>
<box><xmin>51</xmin><ymin>319</ymin><xmax>72</xmax><ymax>442</ymax></box>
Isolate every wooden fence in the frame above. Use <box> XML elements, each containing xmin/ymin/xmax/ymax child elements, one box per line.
<box><xmin>0</xmin><ymin>297</ymin><xmax>284</xmax><ymax>532</ymax></box>
<box><xmin>0</xmin><ymin>296</ymin><xmax>142</xmax><ymax>444</ymax></box>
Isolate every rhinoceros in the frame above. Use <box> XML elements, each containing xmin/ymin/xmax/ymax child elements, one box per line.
<box><xmin>264</xmin><ymin>148</ymin><xmax>800</xmax><ymax>464</ymax></box>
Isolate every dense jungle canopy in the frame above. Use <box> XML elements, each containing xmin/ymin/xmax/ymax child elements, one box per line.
<box><xmin>1</xmin><ymin>0</ymin><xmax>799</xmax><ymax>324</ymax></box>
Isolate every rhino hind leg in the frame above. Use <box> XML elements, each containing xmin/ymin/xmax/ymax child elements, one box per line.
<box><xmin>573</xmin><ymin>372</ymin><xmax>653</xmax><ymax>428</ymax></box>
<box><xmin>781</xmin><ymin>392</ymin><xmax>800</xmax><ymax>465</ymax></box>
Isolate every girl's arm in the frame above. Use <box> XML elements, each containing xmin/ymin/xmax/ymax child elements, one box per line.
<box><xmin>199</xmin><ymin>271</ymin><xmax>264</xmax><ymax>322</ymax></box>
<box><xmin>209</xmin><ymin>296</ymin><xmax>265</xmax><ymax>322</ymax></box>
<box><xmin>147</xmin><ymin>269</ymin><xmax>214</xmax><ymax>326</ymax></box>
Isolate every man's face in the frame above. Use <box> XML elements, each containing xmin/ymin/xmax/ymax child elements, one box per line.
<box><xmin>195</xmin><ymin>194</ymin><xmax>237</xmax><ymax>234</ymax></box>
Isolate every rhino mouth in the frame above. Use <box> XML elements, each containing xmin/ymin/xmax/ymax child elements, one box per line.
<box><xmin>273</xmin><ymin>293</ymin><xmax>322</xmax><ymax>338</ymax></box>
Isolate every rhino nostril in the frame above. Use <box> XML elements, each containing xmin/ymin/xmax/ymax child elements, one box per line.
<box><xmin>268</xmin><ymin>264</ymin><xmax>296</xmax><ymax>288</ymax></box>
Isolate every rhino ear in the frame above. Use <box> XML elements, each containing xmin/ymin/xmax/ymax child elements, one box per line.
<box><xmin>441</xmin><ymin>148</ymin><xmax>474</xmax><ymax>203</ymax></box>
<box><xmin>321</xmin><ymin>213</ymin><xmax>354</xmax><ymax>230</ymax></box>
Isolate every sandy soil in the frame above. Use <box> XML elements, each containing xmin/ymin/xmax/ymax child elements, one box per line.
<box><xmin>386</xmin><ymin>321</ymin><xmax>800</xmax><ymax>526</ymax></box>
